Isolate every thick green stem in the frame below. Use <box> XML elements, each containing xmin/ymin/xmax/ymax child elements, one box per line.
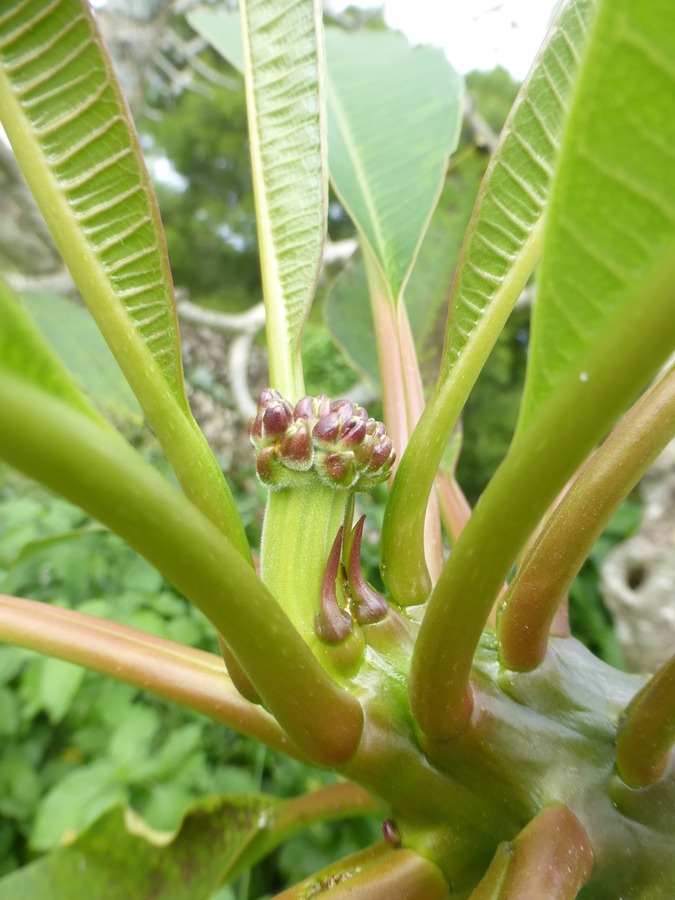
<box><xmin>409</xmin><ymin>249</ymin><xmax>675</xmax><ymax>740</ymax></box>
<box><xmin>499</xmin><ymin>364</ymin><xmax>675</xmax><ymax>671</ymax></box>
<box><xmin>617</xmin><ymin>653</ymin><xmax>675</xmax><ymax>789</ymax></box>
<box><xmin>0</xmin><ymin>595</ymin><xmax>296</xmax><ymax>758</ymax></box>
<box><xmin>261</xmin><ymin>483</ymin><xmax>349</xmax><ymax>657</ymax></box>
<box><xmin>0</xmin><ymin>375</ymin><xmax>363</xmax><ymax>766</ymax></box>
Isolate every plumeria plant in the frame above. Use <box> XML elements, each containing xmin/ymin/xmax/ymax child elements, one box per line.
<box><xmin>0</xmin><ymin>0</ymin><xmax>675</xmax><ymax>896</ymax></box>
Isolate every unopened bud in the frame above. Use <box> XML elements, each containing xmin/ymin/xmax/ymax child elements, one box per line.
<box><xmin>330</xmin><ymin>399</ymin><xmax>355</xmax><ymax>424</ymax></box>
<box><xmin>339</xmin><ymin>416</ymin><xmax>367</xmax><ymax>448</ymax></box>
<box><xmin>318</xmin><ymin>451</ymin><xmax>358</xmax><ymax>488</ymax></box>
<box><xmin>315</xmin><ymin>394</ymin><xmax>331</xmax><ymax>418</ymax></box>
<box><xmin>313</xmin><ymin>413</ymin><xmax>341</xmax><ymax>445</ymax></box>
<box><xmin>256</xmin><ymin>445</ymin><xmax>280</xmax><ymax>484</ymax></box>
<box><xmin>257</xmin><ymin>388</ymin><xmax>282</xmax><ymax>409</ymax></box>
<box><xmin>263</xmin><ymin>401</ymin><xmax>293</xmax><ymax>440</ymax></box>
<box><xmin>371</xmin><ymin>436</ymin><xmax>394</xmax><ymax>470</ymax></box>
<box><xmin>293</xmin><ymin>395</ymin><xmax>315</xmax><ymax>421</ymax></box>
<box><xmin>279</xmin><ymin>423</ymin><xmax>313</xmax><ymax>470</ymax></box>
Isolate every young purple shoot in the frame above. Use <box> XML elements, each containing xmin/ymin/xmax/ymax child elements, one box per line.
<box><xmin>316</xmin><ymin>526</ymin><xmax>353</xmax><ymax>643</ymax></box>
<box><xmin>346</xmin><ymin>516</ymin><xmax>389</xmax><ymax>625</ymax></box>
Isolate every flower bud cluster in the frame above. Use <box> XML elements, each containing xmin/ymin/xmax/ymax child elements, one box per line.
<box><xmin>249</xmin><ymin>389</ymin><xmax>395</xmax><ymax>491</ymax></box>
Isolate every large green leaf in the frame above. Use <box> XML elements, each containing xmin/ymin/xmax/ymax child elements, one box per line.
<box><xmin>519</xmin><ymin>0</ymin><xmax>675</xmax><ymax>429</ymax></box>
<box><xmin>381</xmin><ymin>0</ymin><xmax>598</xmax><ymax>606</ymax></box>
<box><xmin>239</xmin><ymin>0</ymin><xmax>327</xmax><ymax>401</ymax></box>
<box><xmin>0</xmin><ymin>0</ymin><xmax>248</xmax><ymax>554</ymax></box>
<box><xmin>325</xmin><ymin>151</ymin><xmax>487</xmax><ymax>395</ymax></box>
<box><xmin>0</xmin><ymin>795</ymin><xmax>278</xmax><ymax>899</ymax></box>
<box><xmin>0</xmin><ymin>783</ymin><xmax>379</xmax><ymax>899</ymax></box>
<box><xmin>0</xmin><ymin>0</ymin><xmax>184</xmax><ymax>403</ymax></box>
<box><xmin>324</xmin><ymin>27</ymin><xmax>462</xmax><ymax>306</ymax></box>
<box><xmin>22</xmin><ymin>291</ymin><xmax>142</xmax><ymax>423</ymax></box>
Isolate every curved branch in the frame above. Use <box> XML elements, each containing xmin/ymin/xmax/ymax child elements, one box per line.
<box><xmin>0</xmin><ymin>594</ymin><xmax>300</xmax><ymax>759</ymax></box>
<box><xmin>499</xmin><ymin>364</ymin><xmax>675</xmax><ymax>671</ymax></box>
<box><xmin>0</xmin><ymin>376</ymin><xmax>364</xmax><ymax>767</ymax></box>
<box><xmin>469</xmin><ymin>806</ymin><xmax>593</xmax><ymax>899</ymax></box>
<box><xmin>272</xmin><ymin>843</ymin><xmax>448</xmax><ymax>899</ymax></box>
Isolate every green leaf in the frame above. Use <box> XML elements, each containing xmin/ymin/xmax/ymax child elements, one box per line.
<box><xmin>39</xmin><ymin>656</ymin><xmax>85</xmax><ymax>725</ymax></box>
<box><xmin>31</xmin><ymin>762</ymin><xmax>127</xmax><ymax>853</ymax></box>
<box><xmin>2</xmin><ymin>784</ymin><xmax>378</xmax><ymax>900</ymax></box>
<box><xmin>0</xmin><ymin>279</ymin><xmax>101</xmax><ymax>423</ymax></box>
<box><xmin>21</xmin><ymin>292</ymin><xmax>142</xmax><ymax>423</ymax></box>
<box><xmin>519</xmin><ymin>0</ymin><xmax>675</xmax><ymax>429</ymax></box>
<box><xmin>0</xmin><ymin>0</ymin><xmax>249</xmax><ymax>556</ymax></box>
<box><xmin>325</xmin><ymin>153</ymin><xmax>487</xmax><ymax>396</ymax></box>
<box><xmin>325</xmin><ymin>27</ymin><xmax>462</xmax><ymax>306</ymax></box>
<box><xmin>0</xmin><ymin>0</ymin><xmax>184</xmax><ymax>405</ymax></box>
<box><xmin>239</xmin><ymin>0</ymin><xmax>327</xmax><ymax>400</ymax></box>
<box><xmin>381</xmin><ymin>0</ymin><xmax>598</xmax><ymax>607</ymax></box>
<box><xmin>188</xmin><ymin>8</ymin><xmax>245</xmax><ymax>74</ymax></box>
<box><xmin>324</xmin><ymin>254</ymin><xmax>381</xmax><ymax>393</ymax></box>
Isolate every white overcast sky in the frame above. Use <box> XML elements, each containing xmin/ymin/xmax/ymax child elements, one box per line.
<box><xmin>328</xmin><ymin>0</ymin><xmax>560</xmax><ymax>79</ymax></box>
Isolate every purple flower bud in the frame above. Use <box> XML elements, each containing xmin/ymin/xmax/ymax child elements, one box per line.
<box><xmin>313</xmin><ymin>412</ymin><xmax>341</xmax><ymax>444</ymax></box>
<box><xmin>339</xmin><ymin>416</ymin><xmax>367</xmax><ymax>447</ymax></box>
<box><xmin>353</xmin><ymin>435</ymin><xmax>374</xmax><ymax>468</ymax></box>
<box><xmin>280</xmin><ymin>424</ymin><xmax>313</xmax><ymax>470</ymax></box>
<box><xmin>293</xmin><ymin>395</ymin><xmax>315</xmax><ymax>422</ymax></box>
<box><xmin>354</xmin><ymin>406</ymin><xmax>368</xmax><ymax>422</ymax></box>
<box><xmin>316</xmin><ymin>527</ymin><xmax>352</xmax><ymax>644</ymax></box>
<box><xmin>374</xmin><ymin>422</ymin><xmax>386</xmax><ymax>441</ymax></box>
<box><xmin>315</xmin><ymin>394</ymin><xmax>331</xmax><ymax>418</ymax></box>
<box><xmin>365</xmin><ymin>418</ymin><xmax>377</xmax><ymax>436</ymax></box>
<box><xmin>257</xmin><ymin>388</ymin><xmax>282</xmax><ymax>409</ymax></box>
<box><xmin>256</xmin><ymin>445</ymin><xmax>279</xmax><ymax>484</ymax></box>
<box><xmin>371</xmin><ymin>436</ymin><xmax>393</xmax><ymax>469</ymax></box>
<box><xmin>263</xmin><ymin>401</ymin><xmax>292</xmax><ymax>440</ymax></box>
<box><xmin>321</xmin><ymin>452</ymin><xmax>358</xmax><ymax>487</ymax></box>
<box><xmin>330</xmin><ymin>399</ymin><xmax>355</xmax><ymax>424</ymax></box>
<box><xmin>248</xmin><ymin>411</ymin><xmax>265</xmax><ymax>446</ymax></box>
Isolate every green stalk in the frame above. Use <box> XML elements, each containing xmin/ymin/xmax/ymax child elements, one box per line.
<box><xmin>408</xmin><ymin>249</ymin><xmax>675</xmax><ymax>740</ymax></box>
<box><xmin>380</xmin><ymin>183</ymin><xmax>544</xmax><ymax>608</ymax></box>
<box><xmin>0</xmin><ymin>374</ymin><xmax>363</xmax><ymax>766</ymax></box>
<box><xmin>0</xmin><ymin>594</ymin><xmax>296</xmax><ymax>758</ymax></box>
<box><xmin>261</xmin><ymin>484</ymin><xmax>349</xmax><ymax>654</ymax></box>
<box><xmin>499</xmin><ymin>364</ymin><xmax>675</xmax><ymax>672</ymax></box>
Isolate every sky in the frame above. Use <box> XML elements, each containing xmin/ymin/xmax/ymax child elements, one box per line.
<box><xmin>328</xmin><ymin>0</ymin><xmax>560</xmax><ymax>79</ymax></box>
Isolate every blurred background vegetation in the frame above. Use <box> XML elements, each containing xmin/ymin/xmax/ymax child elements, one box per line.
<box><xmin>0</xmin><ymin>1</ymin><xmax>639</xmax><ymax>895</ymax></box>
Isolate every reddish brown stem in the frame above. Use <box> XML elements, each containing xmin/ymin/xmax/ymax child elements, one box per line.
<box><xmin>0</xmin><ymin>594</ymin><xmax>300</xmax><ymax>759</ymax></box>
<box><xmin>499</xmin><ymin>365</ymin><xmax>675</xmax><ymax>671</ymax></box>
<box><xmin>272</xmin><ymin>842</ymin><xmax>448</xmax><ymax>899</ymax></box>
<box><xmin>617</xmin><ymin>652</ymin><xmax>675</xmax><ymax>788</ymax></box>
<box><xmin>469</xmin><ymin>806</ymin><xmax>593</xmax><ymax>899</ymax></box>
